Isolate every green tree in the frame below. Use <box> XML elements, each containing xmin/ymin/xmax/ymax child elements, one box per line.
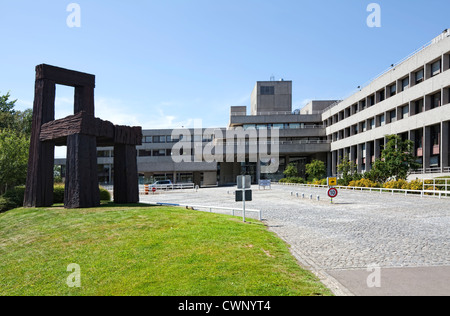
<box><xmin>0</xmin><ymin>92</ymin><xmax>17</xmax><ymax>131</ymax></box>
<box><xmin>0</xmin><ymin>129</ymin><xmax>30</xmax><ymax>194</ymax></box>
<box><xmin>381</xmin><ymin>135</ymin><xmax>420</xmax><ymax>181</ymax></box>
<box><xmin>305</xmin><ymin>159</ymin><xmax>326</xmax><ymax>180</ymax></box>
<box><xmin>337</xmin><ymin>154</ymin><xmax>357</xmax><ymax>185</ymax></box>
<box><xmin>283</xmin><ymin>163</ymin><xmax>298</xmax><ymax>178</ymax></box>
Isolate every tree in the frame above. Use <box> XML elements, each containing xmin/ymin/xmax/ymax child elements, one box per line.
<box><xmin>283</xmin><ymin>163</ymin><xmax>298</xmax><ymax>178</ymax></box>
<box><xmin>381</xmin><ymin>135</ymin><xmax>420</xmax><ymax>181</ymax></box>
<box><xmin>0</xmin><ymin>129</ymin><xmax>30</xmax><ymax>194</ymax></box>
<box><xmin>337</xmin><ymin>154</ymin><xmax>357</xmax><ymax>185</ymax></box>
<box><xmin>305</xmin><ymin>159</ymin><xmax>326</xmax><ymax>180</ymax></box>
<box><xmin>0</xmin><ymin>92</ymin><xmax>33</xmax><ymax>194</ymax></box>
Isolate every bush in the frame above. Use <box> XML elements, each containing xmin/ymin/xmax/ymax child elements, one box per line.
<box><xmin>53</xmin><ymin>184</ymin><xmax>65</xmax><ymax>204</ymax></box>
<box><xmin>0</xmin><ymin>196</ymin><xmax>17</xmax><ymax>213</ymax></box>
<box><xmin>279</xmin><ymin>177</ymin><xmax>305</xmax><ymax>184</ymax></box>
<box><xmin>348</xmin><ymin>178</ymin><xmax>380</xmax><ymax>188</ymax></box>
<box><xmin>383</xmin><ymin>179</ymin><xmax>409</xmax><ymax>190</ymax></box>
<box><xmin>99</xmin><ymin>187</ymin><xmax>111</xmax><ymax>201</ymax></box>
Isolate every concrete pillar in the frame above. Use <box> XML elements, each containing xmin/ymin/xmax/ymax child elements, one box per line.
<box><xmin>332</xmin><ymin>151</ymin><xmax>337</xmax><ymax>177</ymax></box>
<box><xmin>424</xmin><ymin>126</ymin><xmax>432</xmax><ymax>171</ymax></box>
<box><xmin>442</xmin><ymin>121</ymin><xmax>449</xmax><ymax>170</ymax></box>
<box><xmin>357</xmin><ymin>144</ymin><xmax>363</xmax><ymax>173</ymax></box>
<box><xmin>366</xmin><ymin>142</ymin><xmax>373</xmax><ymax>172</ymax></box>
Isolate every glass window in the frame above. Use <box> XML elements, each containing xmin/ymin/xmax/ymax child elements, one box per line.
<box><xmin>139</xmin><ymin>150</ymin><xmax>152</xmax><ymax>157</ymax></box>
<box><xmin>243</xmin><ymin>124</ymin><xmax>256</xmax><ymax>130</ymax></box>
<box><xmin>431</xmin><ymin>60</ymin><xmax>441</xmax><ymax>76</ymax></box>
<box><xmin>401</xmin><ymin>77</ymin><xmax>409</xmax><ymax>91</ymax></box>
<box><xmin>166</xmin><ymin>135</ymin><xmax>172</xmax><ymax>143</ymax></box>
<box><xmin>143</xmin><ymin>136</ymin><xmax>152</xmax><ymax>143</ymax></box>
<box><xmin>289</xmin><ymin>123</ymin><xmax>300</xmax><ymax>129</ymax></box>
<box><xmin>415</xmin><ymin>69</ymin><xmax>424</xmax><ymax>83</ymax></box>
<box><xmin>390</xmin><ymin>84</ymin><xmax>397</xmax><ymax>96</ymax></box>
<box><xmin>272</xmin><ymin>124</ymin><xmax>284</xmax><ymax>129</ymax></box>
<box><xmin>256</xmin><ymin>124</ymin><xmax>268</xmax><ymax>130</ymax></box>
<box><xmin>260</xmin><ymin>86</ymin><xmax>275</xmax><ymax>95</ymax></box>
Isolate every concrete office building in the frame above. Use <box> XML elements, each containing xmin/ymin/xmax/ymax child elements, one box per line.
<box><xmin>323</xmin><ymin>29</ymin><xmax>450</xmax><ymax>178</ymax></box>
<box><xmin>55</xmin><ymin>29</ymin><xmax>450</xmax><ymax>185</ymax></box>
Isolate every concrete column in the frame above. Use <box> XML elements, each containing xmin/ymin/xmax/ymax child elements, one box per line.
<box><xmin>441</xmin><ymin>121</ymin><xmax>449</xmax><ymax>170</ymax></box>
<box><xmin>366</xmin><ymin>141</ymin><xmax>373</xmax><ymax>172</ymax></box>
<box><xmin>424</xmin><ymin>126</ymin><xmax>432</xmax><ymax>171</ymax></box>
<box><xmin>332</xmin><ymin>151</ymin><xmax>337</xmax><ymax>177</ymax></box>
<box><xmin>357</xmin><ymin>144</ymin><xmax>363</xmax><ymax>173</ymax></box>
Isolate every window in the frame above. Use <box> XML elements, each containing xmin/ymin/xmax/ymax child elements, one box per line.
<box><xmin>378</xmin><ymin>89</ymin><xmax>385</xmax><ymax>102</ymax></box>
<box><xmin>289</xmin><ymin>123</ymin><xmax>300</xmax><ymax>129</ymax></box>
<box><xmin>272</xmin><ymin>124</ymin><xmax>283</xmax><ymax>129</ymax></box>
<box><xmin>431</xmin><ymin>92</ymin><xmax>441</xmax><ymax>109</ymax></box>
<box><xmin>370</xmin><ymin>118</ymin><xmax>375</xmax><ymax>130</ymax></box>
<box><xmin>166</xmin><ymin>135</ymin><xmax>172</xmax><ymax>143</ymax></box>
<box><xmin>139</xmin><ymin>150</ymin><xmax>152</xmax><ymax>157</ymax></box>
<box><xmin>401</xmin><ymin>77</ymin><xmax>409</xmax><ymax>91</ymax></box>
<box><xmin>402</xmin><ymin>105</ymin><xmax>409</xmax><ymax>119</ymax></box>
<box><xmin>153</xmin><ymin>136</ymin><xmax>166</xmax><ymax>143</ymax></box>
<box><xmin>389</xmin><ymin>110</ymin><xmax>396</xmax><ymax>123</ymax></box>
<box><xmin>390</xmin><ymin>84</ymin><xmax>397</xmax><ymax>96</ymax></box>
<box><xmin>415</xmin><ymin>99</ymin><xmax>424</xmax><ymax>114</ymax></box>
<box><xmin>243</xmin><ymin>124</ymin><xmax>256</xmax><ymax>130</ymax></box>
<box><xmin>143</xmin><ymin>136</ymin><xmax>153</xmax><ymax>143</ymax></box>
<box><xmin>153</xmin><ymin>149</ymin><xmax>167</xmax><ymax>157</ymax></box>
<box><xmin>415</xmin><ymin>69</ymin><xmax>424</xmax><ymax>84</ymax></box>
<box><xmin>260</xmin><ymin>86</ymin><xmax>275</xmax><ymax>95</ymax></box>
<box><xmin>431</xmin><ymin>60</ymin><xmax>441</xmax><ymax>77</ymax></box>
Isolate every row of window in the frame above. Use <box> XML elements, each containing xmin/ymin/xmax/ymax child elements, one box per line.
<box><xmin>331</xmin><ymin>88</ymin><xmax>449</xmax><ymax>142</ymax></box>
<box><xmin>325</xmin><ymin>53</ymin><xmax>450</xmax><ymax>127</ymax></box>
<box><xmin>242</xmin><ymin>123</ymin><xmax>322</xmax><ymax>130</ymax></box>
<box><xmin>142</xmin><ymin>135</ymin><xmax>214</xmax><ymax>144</ymax></box>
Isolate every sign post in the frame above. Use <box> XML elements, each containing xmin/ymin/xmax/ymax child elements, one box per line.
<box><xmin>327</xmin><ymin>177</ymin><xmax>338</xmax><ymax>204</ymax></box>
<box><xmin>236</xmin><ymin>175</ymin><xmax>252</xmax><ymax>222</ymax></box>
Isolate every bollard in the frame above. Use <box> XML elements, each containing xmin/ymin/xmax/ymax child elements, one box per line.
<box><xmin>296</xmin><ymin>192</ymin><xmax>299</xmax><ymax>197</ymax></box>
<box><xmin>317</xmin><ymin>195</ymin><xmax>320</xmax><ymax>201</ymax></box>
<box><xmin>310</xmin><ymin>194</ymin><xmax>313</xmax><ymax>200</ymax></box>
<box><xmin>302</xmin><ymin>193</ymin><xmax>305</xmax><ymax>199</ymax></box>
<box><xmin>290</xmin><ymin>191</ymin><xmax>293</xmax><ymax>196</ymax></box>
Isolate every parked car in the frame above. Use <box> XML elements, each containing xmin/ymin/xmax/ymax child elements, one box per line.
<box><xmin>150</xmin><ymin>180</ymin><xmax>173</xmax><ymax>189</ymax></box>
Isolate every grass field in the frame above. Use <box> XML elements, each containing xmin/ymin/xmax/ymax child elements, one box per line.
<box><xmin>0</xmin><ymin>203</ymin><xmax>332</xmax><ymax>296</ymax></box>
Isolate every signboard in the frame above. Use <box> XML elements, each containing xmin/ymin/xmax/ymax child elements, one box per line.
<box><xmin>237</xmin><ymin>175</ymin><xmax>252</xmax><ymax>189</ymax></box>
<box><xmin>327</xmin><ymin>187</ymin><xmax>338</xmax><ymax>198</ymax></box>
<box><xmin>152</xmin><ymin>187</ymin><xmax>157</xmax><ymax>193</ymax></box>
<box><xmin>259</xmin><ymin>179</ymin><xmax>271</xmax><ymax>190</ymax></box>
<box><xmin>235</xmin><ymin>190</ymin><xmax>252</xmax><ymax>202</ymax></box>
<box><xmin>327</xmin><ymin>177</ymin><xmax>337</xmax><ymax>187</ymax></box>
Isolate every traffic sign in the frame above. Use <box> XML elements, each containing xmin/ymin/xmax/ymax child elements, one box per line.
<box><xmin>327</xmin><ymin>177</ymin><xmax>337</xmax><ymax>187</ymax></box>
<box><xmin>327</xmin><ymin>187</ymin><xmax>338</xmax><ymax>198</ymax></box>
<box><xmin>152</xmin><ymin>187</ymin><xmax>157</xmax><ymax>193</ymax></box>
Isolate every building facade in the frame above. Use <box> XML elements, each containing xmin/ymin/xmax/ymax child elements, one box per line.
<box><xmin>56</xmin><ymin>30</ymin><xmax>450</xmax><ymax>185</ymax></box>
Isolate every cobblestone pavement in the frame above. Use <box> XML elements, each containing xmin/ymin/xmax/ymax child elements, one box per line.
<box><xmin>139</xmin><ymin>185</ymin><xmax>450</xmax><ymax>295</ymax></box>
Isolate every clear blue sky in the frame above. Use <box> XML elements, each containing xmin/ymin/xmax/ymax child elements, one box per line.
<box><xmin>2</xmin><ymin>0</ymin><xmax>450</xmax><ymax>132</ymax></box>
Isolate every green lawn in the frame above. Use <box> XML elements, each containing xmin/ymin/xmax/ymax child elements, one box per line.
<box><xmin>0</xmin><ymin>204</ymin><xmax>332</xmax><ymax>296</ymax></box>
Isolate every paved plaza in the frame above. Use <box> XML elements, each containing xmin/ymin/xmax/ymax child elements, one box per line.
<box><xmin>139</xmin><ymin>184</ymin><xmax>450</xmax><ymax>296</ymax></box>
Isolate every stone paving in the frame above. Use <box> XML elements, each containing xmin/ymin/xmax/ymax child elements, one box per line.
<box><xmin>139</xmin><ymin>184</ymin><xmax>450</xmax><ymax>294</ymax></box>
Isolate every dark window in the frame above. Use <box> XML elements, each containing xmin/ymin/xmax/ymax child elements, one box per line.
<box><xmin>139</xmin><ymin>150</ymin><xmax>152</xmax><ymax>157</ymax></box>
<box><xmin>401</xmin><ymin>77</ymin><xmax>409</xmax><ymax>91</ymax></box>
<box><xmin>431</xmin><ymin>92</ymin><xmax>441</xmax><ymax>109</ymax></box>
<box><xmin>260</xmin><ymin>86</ymin><xmax>275</xmax><ymax>95</ymax></box>
<box><xmin>415</xmin><ymin>69</ymin><xmax>424</xmax><ymax>84</ymax></box>
<box><xmin>390</xmin><ymin>84</ymin><xmax>396</xmax><ymax>96</ymax></box>
<box><xmin>431</xmin><ymin>60</ymin><xmax>441</xmax><ymax>77</ymax></box>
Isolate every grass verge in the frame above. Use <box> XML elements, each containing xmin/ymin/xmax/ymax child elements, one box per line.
<box><xmin>0</xmin><ymin>203</ymin><xmax>332</xmax><ymax>296</ymax></box>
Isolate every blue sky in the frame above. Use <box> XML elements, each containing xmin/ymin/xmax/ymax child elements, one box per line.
<box><xmin>2</xmin><ymin>0</ymin><xmax>450</xmax><ymax>134</ymax></box>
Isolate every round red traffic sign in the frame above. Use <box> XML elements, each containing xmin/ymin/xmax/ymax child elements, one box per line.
<box><xmin>152</xmin><ymin>187</ymin><xmax>157</xmax><ymax>193</ymax></box>
<box><xmin>327</xmin><ymin>188</ymin><xmax>338</xmax><ymax>198</ymax></box>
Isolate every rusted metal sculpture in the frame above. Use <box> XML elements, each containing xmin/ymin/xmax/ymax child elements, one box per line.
<box><xmin>24</xmin><ymin>64</ymin><xmax>142</xmax><ymax>208</ymax></box>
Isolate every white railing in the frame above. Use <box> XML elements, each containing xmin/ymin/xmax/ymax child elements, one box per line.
<box><xmin>139</xmin><ymin>183</ymin><xmax>196</xmax><ymax>194</ymax></box>
<box><xmin>275</xmin><ymin>182</ymin><xmax>450</xmax><ymax>199</ymax></box>
<box><xmin>153</xmin><ymin>203</ymin><xmax>262</xmax><ymax>221</ymax></box>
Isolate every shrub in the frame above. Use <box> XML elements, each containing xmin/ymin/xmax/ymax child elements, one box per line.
<box><xmin>53</xmin><ymin>184</ymin><xmax>65</xmax><ymax>204</ymax></box>
<box><xmin>99</xmin><ymin>187</ymin><xmax>111</xmax><ymax>201</ymax></box>
<box><xmin>348</xmin><ymin>178</ymin><xmax>380</xmax><ymax>188</ymax></box>
<box><xmin>383</xmin><ymin>179</ymin><xmax>409</xmax><ymax>190</ymax></box>
<box><xmin>0</xmin><ymin>196</ymin><xmax>17</xmax><ymax>213</ymax></box>
<box><xmin>408</xmin><ymin>180</ymin><xmax>423</xmax><ymax>191</ymax></box>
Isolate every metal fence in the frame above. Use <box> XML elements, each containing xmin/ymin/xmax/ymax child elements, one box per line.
<box><xmin>276</xmin><ymin>182</ymin><xmax>450</xmax><ymax>199</ymax></box>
